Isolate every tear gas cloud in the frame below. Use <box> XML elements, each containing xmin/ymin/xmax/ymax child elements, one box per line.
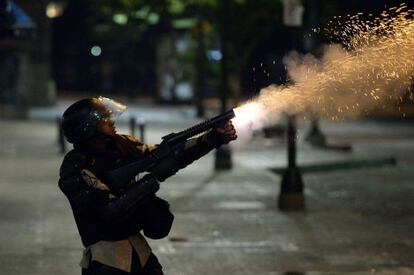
<box><xmin>233</xmin><ymin>3</ymin><xmax>414</xmax><ymax>139</ymax></box>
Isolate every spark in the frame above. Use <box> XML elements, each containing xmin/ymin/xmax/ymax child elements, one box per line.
<box><xmin>234</xmin><ymin>4</ymin><xmax>414</xmax><ymax>137</ymax></box>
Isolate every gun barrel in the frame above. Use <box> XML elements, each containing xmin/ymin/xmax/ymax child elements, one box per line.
<box><xmin>108</xmin><ymin>109</ymin><xmax>236</xmax><ymax>186</ymax></box>
<box><xmin>162</xmin><ymin>109</ymin><xmax>235</xmax><ymax>144</ymax></box>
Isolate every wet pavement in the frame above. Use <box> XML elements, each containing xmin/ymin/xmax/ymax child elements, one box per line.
<box><xmin>1</xmin><ymin>106</ymin><xmax>414</xmax><ymax>275</ymax></box>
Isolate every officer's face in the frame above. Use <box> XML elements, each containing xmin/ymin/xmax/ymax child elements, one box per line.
<box><xmin>97</xmin><ymin>118</ymin><xmax>117</xmax><ymax>137</ymax></box>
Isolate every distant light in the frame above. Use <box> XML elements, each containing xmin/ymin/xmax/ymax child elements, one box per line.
<box><xmin>113</xmin><ymin>13</ymin><xmax>128</xmax><ymax>25</ymax></box>
<box><xmin>91</xmin><ymin>46</ymin><xmax>102</xmax><ymax>57</ymax></box>
<box><xmin>207</xmin><ymin>50</ymin><xmax>222</xmax><ymax>61</ymax></box>
<box><xmin>135</xmin><ymin>7</ymin><xmax>149</xmax><ymax>19</ymax></box>
<box><xmin>147</xmin><ymin>13</ymin><xmax>159</xmax><ymax>25</ymax></box>
<box><xmin>46</xmin><ymin>2</ymin><xmax>65</xmax><ymax>18</ymax></box>
<box><xmin>176</xmin><ymin>39</ymin><xmax>189</xmax><ymax>54</ymax></box>
<box><xmin>172</xmin><ymin>18</ymin><xmax>196</xmax><ymax>29</ymax></box>
<box><xmin>169</xmin><ymin>0</ymin><xmax>185</xmax><ymax>14</ymax></box>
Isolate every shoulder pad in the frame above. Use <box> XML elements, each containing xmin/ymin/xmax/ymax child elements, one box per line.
<box><xmin>120</xmin><ymin>134</ymin><xmax>139</xmax><ymax>143</ymax></box>
<box><xmin>58</xmin><ymin>174</ymin><xmax>84</xmax><ymax>197</ymax></box>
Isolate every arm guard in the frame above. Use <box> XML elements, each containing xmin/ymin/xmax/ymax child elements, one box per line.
<box><xmin>59</xmin><ymin>151</ymin><xmax>160</xmax><ymax>225</ymax></box>
<box><xmin>149</xmin><ymin>130</ymin><xmax>228</xmax><ymax>181</ymax></box>
<box><xmin>173</xmin><ymin>131</ymin><xmax>222</xmax><ymax>170</ymax></box>
<box><xmin>99</xmin><ymin>174</ymin><xmax>159</xmax><ymax>223</ymax></box>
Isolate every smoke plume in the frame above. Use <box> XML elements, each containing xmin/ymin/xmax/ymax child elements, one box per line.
<box><xmin>233</xmin><ymin>3</ymin><xmax>414</xmax><ymax>139</ymax></box>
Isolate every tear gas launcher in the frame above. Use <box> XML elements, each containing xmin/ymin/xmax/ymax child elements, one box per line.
<box><xmin>107</xmin><ymin>109</ymin><xmax>235</xmax><ymax>190</ymax></box>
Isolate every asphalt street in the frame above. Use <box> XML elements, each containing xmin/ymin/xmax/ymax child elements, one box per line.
<box><xmin>1</xmin><ymin>107</ymin><xmax>414</xmax><ymax>275</ymax></box>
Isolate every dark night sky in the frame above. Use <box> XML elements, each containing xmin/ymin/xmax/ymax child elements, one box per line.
<box><xmin>49</xmin><ymin>0</ymin><xmax>414</xmax><ymax>97</ymax></box>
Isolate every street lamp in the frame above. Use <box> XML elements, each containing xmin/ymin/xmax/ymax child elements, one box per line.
<box><xmin>46</xmin><ymin>2</ymin><xmax>66</xmax><ymax>19</ymax></box>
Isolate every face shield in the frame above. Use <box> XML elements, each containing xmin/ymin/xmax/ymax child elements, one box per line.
<box><xmin>92</xmin><ymin>96</ymin><xmax>127</xmax><ymax>121</ymax></box>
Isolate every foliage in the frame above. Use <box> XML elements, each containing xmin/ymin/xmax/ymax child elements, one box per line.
<box><xmin>83</xmin><ymin>0</ymin><xmax>286</xmax><ymax>96</ymax></box>
<box><xmin>86</xmin><ymin>0</ymin><xmax>283</xmax><ymax>59</ymax></box>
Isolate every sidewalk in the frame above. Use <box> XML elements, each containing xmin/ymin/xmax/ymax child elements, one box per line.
<box><xmin>28</xmin><ymin>99</ymin><xmax>203</xmax><ymax>125</ymax></box>
<box><xmin>0</xmin><ymin>108</ymin><xmax>414</xmax><ymax>274</ymax></box>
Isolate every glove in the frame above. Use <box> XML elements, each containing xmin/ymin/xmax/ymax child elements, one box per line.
<box><xmin>139</xmin><ymin>174</ymin><xmax>160</xmax><ymax>193</ymax></box>
<box><xmin>206</xmin><ymin>120</ymin><xmax>237</xmax><ymax>148</ymax></box>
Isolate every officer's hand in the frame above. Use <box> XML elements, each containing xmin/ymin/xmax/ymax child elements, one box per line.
<box><xmin>216</xmin><ymin>121</ymin><xmax>237</xmax><ymax>141</ymax></box>
<box><xmin>140</xmin><ymin>174</ymin><xmax>160</xmax><ymax>193</ymax></box>
<box><xmin>207</xmin><ymin>121</ymin><xmax>237</xmax><ymax>147</ymax></box>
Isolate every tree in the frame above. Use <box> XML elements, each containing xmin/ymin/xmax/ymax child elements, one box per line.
<box><xmin>84</xmin><ymin>0</ymin><xmax>286</xmax><ymax>100</ymax></box>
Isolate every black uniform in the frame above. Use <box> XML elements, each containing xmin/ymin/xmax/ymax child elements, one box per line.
<box><xmin>59</xmin><ymin>133</ymin><xmax>221</xmax><ymax>275</ymax></box>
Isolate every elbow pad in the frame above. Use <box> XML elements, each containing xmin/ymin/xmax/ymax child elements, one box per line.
<box><xmin>174</xmin><ymin>134</ymin><xmax>216</xmax><ymax>170</ymax></box>
<box><xmin>59</xmin><ymin>174</ymin><xmax>85</xmax><ymax>198</ymax></box>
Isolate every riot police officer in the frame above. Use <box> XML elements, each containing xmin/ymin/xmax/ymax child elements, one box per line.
<box><xmin>58</xmin><ymin>97</ymin><xmax>237</xmax><ymax>275</ymax></box>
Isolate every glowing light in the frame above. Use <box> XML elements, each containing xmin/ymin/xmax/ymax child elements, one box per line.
<box><xmin>91</xmin><ymin>46</ymin><xmax>102</xmax><ymax>57</ymax></box>
<box><xmin>232</xmin><ymin>102</ymin><xmax>267</xmax><ymax>141</ymax></box>
<box><xmin>147</xmin><ymin>13</ymin><xmax>160</xmax><ymax>25</ymax></box>
<box><xmin>46</xmin><ymin>2</ymin><xmax>65</xmax><ymax>18</ymax></box>
<box><xmin>173</xmin><ymin>18</ymin><xmax>196</xmax><ymax>29</ymax></box>
<box><xmin>207</xmin><ymin>50</ymin><xmax>222</xmax><ymax>61</ymax></box>
<box><xmin>113</xmin><ymin>14</ymin><xmax>128</xmax><ymax>25</ymax></box>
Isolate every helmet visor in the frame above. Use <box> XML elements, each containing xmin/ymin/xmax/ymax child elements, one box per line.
<box><xmin>94</xmin><ymin>96</ymin><xmax>127</xmax><ymax>120</ymax></box>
